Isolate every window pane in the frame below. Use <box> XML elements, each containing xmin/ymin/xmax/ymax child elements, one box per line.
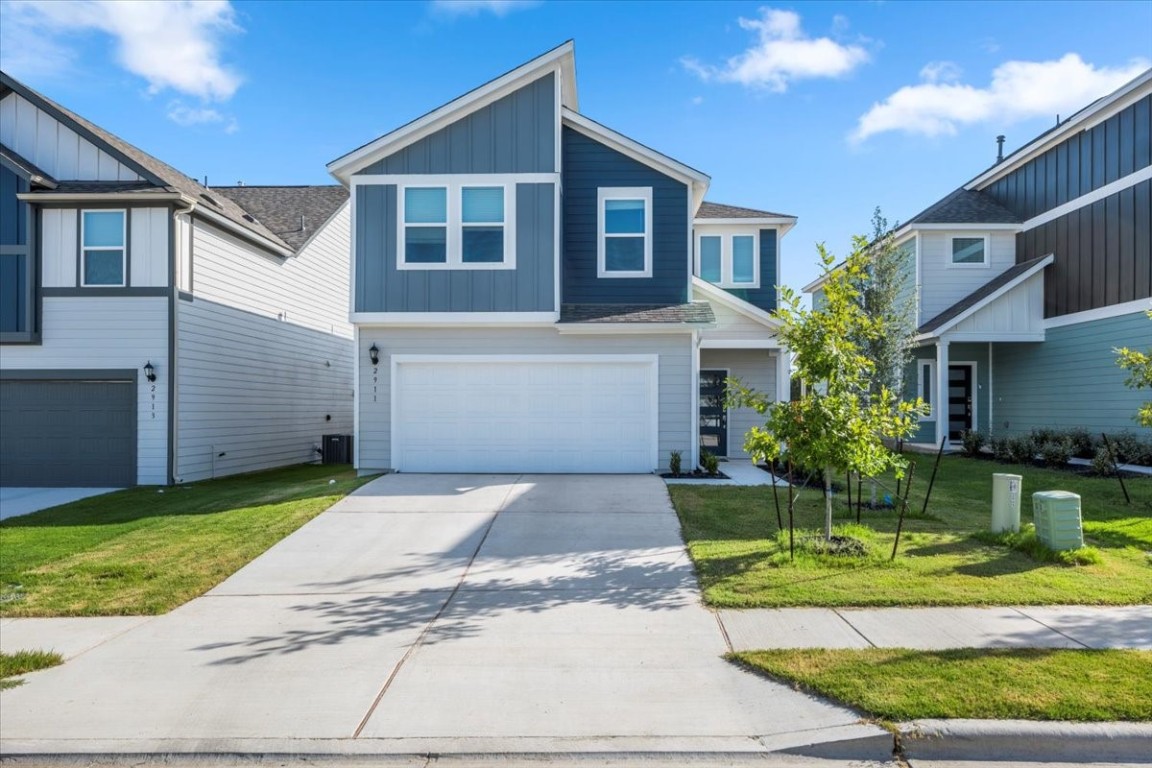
<box><xmin>0</xmin><ymin>252</ymin><xmax>26</xmax><ymax>332</ymax></box>
<box><xmin>83</xmin><ymin>211</ymin><xmax>124</xmax><ymax>247</ymax></box>
<box><xmin>733</xmin><ymin>236</ymin><xmax>755</xmax><ymax>283</ymax></box>
<box><xmin>84</xmin><ymin>249</ymin><xmax>124</xmax><ymax>285</ymax></box>
<box><xmin>922</xmin><ymin>365</ymin><xmax>932</xmax><ymax>406</ymax></box>
<box><xmin>404</xmin><ymin>227</ymin><xmax>447</xmax><ymax>263</ymax></box>
<box><xmin>462</xmin><ymin>187</ymin><xmax>503</xmax><ymax>223</ymax></box>
<box><xmin>462</xmin><ymin>226</ymin><xmax>504</xmax><ymax>263</ymax></box>
<box><xmin>952</xmin><ymin>237</ymin><xmax>985</xmax><ymax>264</ymax></box>
<box><xmin>604</xmin><ymin>199</ymin><xmax>645</xmax><ymax>234</ymax></box>
<box><xmin>605</xmin><ymin>236</ymin><xmax>645</xmax><ymax>272</ymax></box>
<box><xmin>404</xmin><ymin>187</ymin><xmax>447</xmax><ymax>224</ymax></box>
<box><xmin>699</xmin><ymin>236</ymin><xmax>721</xmax><ymax>282</ymax></box>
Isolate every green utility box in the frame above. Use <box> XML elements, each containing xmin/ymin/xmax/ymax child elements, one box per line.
<box><xmin>1032</xmin><ymin>491</ymin><xmax>1084</xmax><ymax>551</ymax></box>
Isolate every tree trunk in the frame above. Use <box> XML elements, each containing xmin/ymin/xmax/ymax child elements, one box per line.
<box><xmin>823</xmin><ymin>467</ymin><xmax>834</xmax><ymax>540</ymax></box>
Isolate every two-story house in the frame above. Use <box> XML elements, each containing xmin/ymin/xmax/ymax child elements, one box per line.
<box><xmin>328</xmin><ymin>42</ymin><xmax>795</xmax><ymax>474</ymax></box>
<box><xmin>0</xmin><ymin>71</ymin><xmax>354</xmax><ymax>487</ymax></box>
<box><xmin>807</xmin><ymin>68</ymin><xmax>1151</xmax><ymax>446</ymax></box>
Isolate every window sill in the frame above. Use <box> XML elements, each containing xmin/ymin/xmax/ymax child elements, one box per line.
<box><xmin>396</xmin><ymin>261</ymin><xmax>516</xmax><ymax>271</ymax></box>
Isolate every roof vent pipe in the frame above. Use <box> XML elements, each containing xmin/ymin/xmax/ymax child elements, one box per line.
<box><xmin>300</xmin><ymin>215</ymin><xmax>307</xmax><ymax>234</ymax></box>
<box><xmin>995</xmin><ymin>135</ymin><xmax>1005</xmax><ymax>164</ymax></box>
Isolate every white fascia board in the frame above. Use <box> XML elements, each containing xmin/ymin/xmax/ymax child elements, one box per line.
<box><xmin>328</xmin><ymin>42</ymin><xmax>577</xmax><ymax>182</ymax></box>
<box><xmin>924</xmin><ymin>254</ymin><xmax>1054</xmax><ymax>337</ymax></box>
<box><xmin>909</xmin><ymin>223</ymin><xmax>1021</xmax><ymax>232</ymax></box>
<box><xmin>699</xmin><ymin>338</ymin><xmax>782</xmax><ymax>349</ymax></box>
<box><xmin>694</xmin><ymin>217</ymin><xmax>798</xmax><ymax>238</ymax></box>
<box><xmin>555</xmin><ymin>323</ymin><xmax>703</xmax><ymax>335</ymax></box>
<box><xmin>353</xmin><ymin>311</ymin><xmax>559</xmax><ymax>326</ymax></box>
<box><xmin>941</xmin><ymin>331</ymin><xmax>1047</xmax><ymax>342</ymax></box>
<box><xmin>19</xmin><ymin>192</ymin><xmax>183</xmax><ymax>203</ymax></box>
<box><xmin>965</xmin><ymin>69</ymin><xmax>1152</xmax><ymax>191</ymax></box>
<box><xmin>691</xmin><ymin>276</ymin><xmax>781</xmax><ymax>328</ymax></box>
<box><xmin>1044</xmin><ymin>298</ymin><xmax>1152</xmax><ymax>329</ymax></box>
<box><xmin>190</xmin><ymin>204</ymin><xmax>295</xmax><ymax>258</ymax></box>
<box><xmin>801</xmin><ymin>273</ymin><xmax>830</xmax><ymax>294</ymax></box>
<box><xmin>561</xmin><ymin>108</ymin><xmax>711</xmax><ymax>190</ymax></box>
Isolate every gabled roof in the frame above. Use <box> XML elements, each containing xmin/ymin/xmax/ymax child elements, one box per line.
<box><xmin>328</xmin><ymin>41</ymin><xmax>578</xmax><ymax>181</ymax></box>
<box><xmin>1</xmin><ymin>70</ymin><xmax>291</xmax><ymax>254</ymax></box>
<box><xmin>696</xmin><ymin>201</ymin><xmax>795</xmax><ymax>220</ymax></box>
<box><xmin>0</xmin><ymin>143</ymin><xmax>57</xmax><ymax>188</ymax></box>
<box><xmin>918</xmin><ymin>255</ymin><xmax>1053</xmax><ymax>336</ymax></box>
<box><xmin>906</xmin><ymin>188</ymin><xmax>1021</xmax><ymax>226</ymax></box>
<box><xmin>691</xmin><ymin>276</ymin><xmax>781</xmax><ymax>328</ymax></box>
<box><xmin>214</xmin><ymin>186</ymin><xmax>349</xmax><ymax>251</ymax></box>
<box><xmin>559</xmin><ymin>302</ymin><xmax>715</xmax><ymax>325</ymax></box>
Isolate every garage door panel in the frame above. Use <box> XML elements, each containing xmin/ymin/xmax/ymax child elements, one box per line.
<box><xmin>394</xmin><ymin>359</ymin><xmax>656</xmax><ymax>474</ymax></box>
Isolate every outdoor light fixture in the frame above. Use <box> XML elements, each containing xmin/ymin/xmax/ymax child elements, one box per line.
<box><xmin>368</xmin><ymin>344</ymin><xmax>380</xmax><ymax>366</ymax></box>
<box><xmin>144</xmin><ymin>361</ymin><xmax>156</xmax><ymax>383</ymax></box>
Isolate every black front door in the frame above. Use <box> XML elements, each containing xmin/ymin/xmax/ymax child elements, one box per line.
<box><xmin>700</xmin><ymin>370</ymin><xmax>728</xmax><ymax>457</ymax></box>
<box><xmin>948</xmin><ymin>364</ymin><xmax>973</xmax><ymax>441</ymax></box>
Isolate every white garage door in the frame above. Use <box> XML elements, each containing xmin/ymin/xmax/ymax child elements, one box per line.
<box><xmin>392</xmin><ymin>355</ymin><xmax>657</xmax><ymax>473</ymax></box>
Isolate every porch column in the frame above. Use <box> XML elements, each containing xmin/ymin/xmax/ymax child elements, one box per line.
<box><xmin>936</xmin><ymin>338</ymin><xmax>950</xmax><ymax>446</ymax></box>
<box><xmin>775</xmin><ymin>346</ymin><xmax>791</xmax><ymax>403</ymax></box>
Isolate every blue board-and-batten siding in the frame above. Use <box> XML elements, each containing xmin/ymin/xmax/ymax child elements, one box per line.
<box><xmin>561</xmin><ymin>126</ymin><xmax>689</xmax><ymax>304</ymax></box>
<box><xmin>359</xmin><ymin>73</ymin><xmax>556</xmax><ymax>175</ymax></box>
<box><xmin>354</xmin><ymin>183</ymin><xmax>555</xmax><ymax>312</ymax></box>
<box><xmin>722</xmin><ymin>229</ymin><xmax>777</xmax><ymax>312</ymax></box>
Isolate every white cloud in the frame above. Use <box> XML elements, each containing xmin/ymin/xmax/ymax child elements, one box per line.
<box><xmin>2</xmin><ymin>0</ymin><xmax>242</xmax><ymax>101</ymax></box>
<box><xmin>852</xmin><ymin>53</ymin><xmax>1149</xmax><ymax>143</ymax></box>
<box><xmin>919</xmin><ymin>60</ymin><xmax>962</xmax><ymax>84</ymax></box>
<box><xmin>683</xmin><ymin>7</ymin><xmax>870</xmax><ymax>93</ymax></box>
<box><xmin>430</xmin><ymin>0</ymin><xmax>539</xmax><ymax>18</ymax></box>
<box><xmin>166</xmin><ymin>100</ymin><xmax>237</xmax><ymax>132</ymax></box>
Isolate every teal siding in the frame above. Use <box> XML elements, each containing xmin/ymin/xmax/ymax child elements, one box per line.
<box><xmin>360</xmin><ymin>73</ymin><xmax>555</xmax><ymax>175</ymax></box>
<box><xmin>992</xmin><ymin>311</ymin><xmax>1152</xmax><ymax>438</ymax></box>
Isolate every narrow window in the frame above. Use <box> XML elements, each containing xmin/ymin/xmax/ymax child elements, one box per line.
<box><xmin>951</xmin><ymin>236</ymin><xmax>986</xmax><ymax>265</ymax></box>
<box><xmin>403</xmin><ymin>187</ymin><xmax>447</xmax><ymax>264</ymax></box>
<box><xmin>918</xmin><ymin>360</ymin><xmax>935</xmax><ymax>419</ymax></box>
<box><xmin>598</xmin><ymin>187</ymin><xmax>652</xmax><ymax>277</ymax></box>
<box><xmin>699</xmin><ymin>236</ymin><xmax>722</xmax><ymax>283</ymax></box>
<box><xmin>81</xmin><ymin>210</ymin><xmax>126</xmax><ymax>286</ymax></box>
<box><xmin>461</xmin><ymin>186</ymin><xmax>504</xmax><ymax>264</ymax></box>
<box><xmin>732</xmin><ymin>235</ymin><xmax>756</xmax><ymax>284</ymax></box>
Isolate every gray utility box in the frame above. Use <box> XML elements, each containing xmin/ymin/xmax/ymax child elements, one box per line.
<box><xmin>1032</xmin><ymin>491</ymin><xmax>1084</xmax><ymax>551</ymax></box>
<box><xmin>322</xmin><ymin>434</ymin><xmax>353</xmax><ymax>465</ymax></box>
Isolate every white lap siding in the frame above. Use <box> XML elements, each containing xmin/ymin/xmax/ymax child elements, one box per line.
<box><xmin>357</xmin><ymin>328</ymin><xmax>693</xmax><ymax>472</ymax></box>
<box><xmin>700</xmin><ymin>348</ymin><xmax>778</xmax><ymax>459</ymax></box>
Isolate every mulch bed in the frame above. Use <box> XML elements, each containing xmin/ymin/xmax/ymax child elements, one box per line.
<box><xmin>661</xmin><ymin>469</ymin><xmax>731</xmax><ymax>480</ymax></box>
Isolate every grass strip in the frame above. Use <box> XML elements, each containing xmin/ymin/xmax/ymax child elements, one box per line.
<box><xmin>0</xmin><ymin>650</ymin><xmax>64</xmax><ymax>690</ymax></box>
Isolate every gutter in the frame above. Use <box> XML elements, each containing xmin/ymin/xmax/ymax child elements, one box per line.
<box><xmin>18</xmin><ymin>192</ymin><xmax>184</xmax><ymax>202</ymax></box>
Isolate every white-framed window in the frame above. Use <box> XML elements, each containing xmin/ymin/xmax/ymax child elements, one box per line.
<box><xmin>597</xmin><ymin>187</ymin><xmax>652</xmax><ymax>278</ymax></box>
<box><xmin>917</xmin><ymin>359</ymin><xmax>935</xmax><ymax>420</ymax></box>
<box><xmin>81</xmin><ymin>209</ymin><xmax>126</xmax><ymax>287</ymax></box>
<box><xmin>398</xmin><ymin>180</ymin><xmax>515</xmax><ymax>270</ymax></box>
<box><xmin>950</xmin><ymin>235</ymin><xmax>988</xmax><ymax>267</ymax></box>
<box><xmin>695</xmin><ymin>231</ymin><xmax>760</xmax><ymax>288</ymax></box>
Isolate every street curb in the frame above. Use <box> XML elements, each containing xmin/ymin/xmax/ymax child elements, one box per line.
<box><xmin>899</xmin><ymin>719</ymin><xmax>1152</xmax><ymax>763</ymax></box>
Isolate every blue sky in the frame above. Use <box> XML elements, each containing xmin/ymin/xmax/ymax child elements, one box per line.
<box><xmin>2</xmin><ymin>0</ymin><xmax>1150</xmax><ymax>292</ymax></box>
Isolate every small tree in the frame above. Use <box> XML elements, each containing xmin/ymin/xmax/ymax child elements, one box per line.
<box><xmin>855</xmin><ymin>208</ymin><xmax>916</xmax><ymax>402</ymax></box>
<box><xmin>1116</xmin><ymin>310</ymin><xmax>1152</xmax><ymax>428</ymax></box>
<box><xmin>730</xmin><ymin>240</ymin><xmax>926</xmax><ymax>540</ymax></box>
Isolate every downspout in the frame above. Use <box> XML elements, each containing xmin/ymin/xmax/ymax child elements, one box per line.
<box><xmin>168</xmin><ymin>197</ymin><xmax>197</xmax><ymax>484</ymax></box>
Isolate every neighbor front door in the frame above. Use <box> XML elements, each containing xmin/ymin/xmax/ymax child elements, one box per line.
<box><xmin>947</xmin><ymin>364</ymin><xmax>973</xmax><ymax>441</ymax></box>
<box><xmin>699</xmin><ymin>370</ymin><xmax>728</xmax><ymax>457</ymax></box>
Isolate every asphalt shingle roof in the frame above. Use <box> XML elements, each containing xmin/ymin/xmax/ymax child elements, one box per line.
<box><xmin>214</xmin><ymin>186</ymin><xmax>349</xmax><ymax>251</ymax></box>
<box><xmin>559</xmin><ymin>303</ymin><xmax>715</xmax><ymax>325</ymax></box>
<box><xmin>907</xmin><ymin>188</ymin><xmax>1021</xmax><ymax>225</ymax></box>
<box><xmin>697</xmin><ymin>201</ymin><xmax>795</xmax><ymax>219</ymax></box>
<box><xmin>918</xmin><ymin>255</ymin><xmax>1050</xmax><ymax>335</ymax></box>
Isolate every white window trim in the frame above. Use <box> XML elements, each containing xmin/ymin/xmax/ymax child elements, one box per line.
<box><xmin>80</xmin><ymin>208</ymin><xmax>127</xmax><ymax>288</ymax></box>
<box><xmin>948</xmin><ymin>234</ymin><xmax>990</xmax><ymax>269</ymax></box>
<box><xmin>695</xmin><ymin>230</ymin><xmax>760</xmax><ymax>288</ymax></box>
<box><xmin>597</xmin><ymin>186</ymin><xmax>652</xmax><ymax>278</ymax></box>
<box><xmin>917</xmin><ymin>359</ymin><xmax>935</xmax><ymax>421</ymax></box>
<box><xmin>396</xmin><ymin>178</ymin><xmax>517</xmax><ymax>271</ymax></box>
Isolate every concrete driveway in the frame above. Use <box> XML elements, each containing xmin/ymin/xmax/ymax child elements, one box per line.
<box><xmin>0</xmin><ymin>487</ymin><xmax>120</xmax><ymax>520</ymax></box>
<box><xmin>0</xmin><ymin>474</ymin><xmax>884</xmax><ymax>758</ymax></box>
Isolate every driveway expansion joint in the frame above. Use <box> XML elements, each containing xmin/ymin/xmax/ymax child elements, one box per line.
<box><xmin>1010</xmin><ymin>606</ymin><xmax>1092</xmax><ymax>649</ymax></box>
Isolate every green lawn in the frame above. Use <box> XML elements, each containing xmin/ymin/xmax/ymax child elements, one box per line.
<box><xmin>0</xmin><ymin>650</ymin><xmax>64</xmax><ymax>690</ymax></box>
<box><xmin>670</xmin><ymin>455</ymin><xmax>1152</xmax><ymax>607</ymax></box>
<box><xmin>735</xmin><ymin>648</ymin><xmax>1152</xmax><ymax>722</ymax></box>
<box><xmin>0</xmin><ymin>464</ymin><xmax>374</xmax><ymax>617</ymax></box>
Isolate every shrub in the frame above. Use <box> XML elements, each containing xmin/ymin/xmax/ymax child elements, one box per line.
<box><xmin>1108</xmin><ymin>431</ymin><xmax>1152</xmax><ymax>467</ymax></box>
<box><xmin>1004</xmin><ymin>435</ymin><xmax>1036</xmax><ymax>465</ymax></box>
<box><xmin>669</xmin><ymin>450</ymin><xmax>682</xmax><ymax>477</ymax></box>
<box><xmin>1030</xmin><ymin>428</ymin><xmax>1059</xmax><ymax>445</ymax></box>
<box><xmin>700</xmin><ymin>450</ymin><xmax>719</xmax><ymax>476</ymax></box>
<box><xmin>960</xmin><ymin>429</ymin><xmax>986</xmax><ymax>458</ymax></box>
<box><xmin>1038</xmin><ymin>436</ymin><xmax>1073</xmax><ymax>467</ymax></box>
<box><xmin>1066</xmin><ymin>427</ymin><xmax>1096</xmax><ymax>459</ymax></box>
<box><xmin>1091</xmin><ymin>445</ymin><xmax>1117</xmax><ymax>476</ymax></box>
<box><xmin>991</xmin><ymin>437</ymin><xmax>1013</xmax><ymax>462</ymax></box>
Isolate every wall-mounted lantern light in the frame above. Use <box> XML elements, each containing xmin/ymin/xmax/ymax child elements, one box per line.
<box><xmin>144</xmin><ymin>361</ymin><xmax>157</xmax><ymax>383</ymax></box>
<box><xmin>368</xmin><ymin>344</ymin><xmax>380</xmax><ymax>366</ymax></box>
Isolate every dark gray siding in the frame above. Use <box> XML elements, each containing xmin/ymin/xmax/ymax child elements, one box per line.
<box><xmin>360</xmin><ymin>73</ymin><xmax>555</xmax><ymax>175</ymax></box>
<box><xmin>722</xmin><ymin>229</ymin><xmax>778</xmax><ymax>312</ymax></box>
<box><xmin>1</xmin><ymin>164</ymin><xmax>31</xmax><ymax>335</ymax></box>
<box><xmin>984</xmin><ymin>94</ymin><xmax>1151</xmax><ymax>220</ymax></box>
<box><xmin>561</xmin><ymin>127</ymin><xmax>689</xmax><ymax>304</ymax></box>
<box><xmin>0</xmin><ymin>164</ymin><xmax>28</xmax><ymax>245</ymax></box>
<box><xmin>1018</xmin><ymin>179</ymin><xmax>1151</xmax><ymax>316</ymax></box>
<box><xmin>355</xmin><ymin>182</ymin><xmax>554</xmax><ymax>312</ymax></box>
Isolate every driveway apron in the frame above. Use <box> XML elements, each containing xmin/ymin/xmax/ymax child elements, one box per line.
<box><xmin>0</xmin><ymin>473</ymin><xmax>876</xmax><ymax>753</ymax></box>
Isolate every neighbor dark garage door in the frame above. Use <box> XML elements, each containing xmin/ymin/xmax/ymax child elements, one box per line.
<box><xmin>0</xmin><ymin>378</ymin><xmax>136</xmax><ymax>487</ymax></box>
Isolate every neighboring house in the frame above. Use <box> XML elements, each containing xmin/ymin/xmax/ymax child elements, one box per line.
<box><xmin>0</xmin><ymin>71</ymin><xmax>354</xmax><ymax>487</ymax></box>
<box><xmin>806</xmin><ymin>68</ymin><xmax>1151</xmax><ymax>446</ymax></box>
<box><xmin>327</xmin><ymin>42</ymin><xmax>795</xmax><ymax>474</ymax></box>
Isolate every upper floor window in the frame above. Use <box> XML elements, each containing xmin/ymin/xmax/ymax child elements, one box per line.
<box><xmin>598</xmin><ymin>187</ymin><xmax>652</xmax><ymax>278</ymax></box>
<box><xmin>398</xmin><ymin>180</ymin><xmax>514</xmax><ymax>270</ymax></box>
<box><xmin>81</xmin><ymin>210</ymin><xmax>126</xmax><ymax>286</ymax></box>
<box><xmin>696</xmin><ymin>231</ymin><xmax>759</xmax><ymax>288</ymax></box>
<box><xmin>951</xmin><ymin>236</ymin><xmax>987</xmax><ymax>267</ymax></box>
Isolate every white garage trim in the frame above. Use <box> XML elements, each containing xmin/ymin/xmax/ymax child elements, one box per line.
<box><xmin>390</xmin><ymin>354</ymin><xmax>659</xmax><ymax>472</ymax></box>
